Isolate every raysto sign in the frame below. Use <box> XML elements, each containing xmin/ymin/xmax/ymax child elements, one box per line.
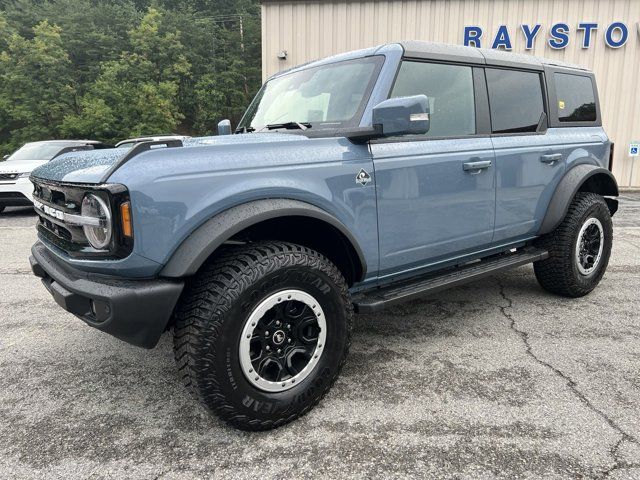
<box><xmin>464</xmin><ymin>22</ymin><xmax>640</xmax><ymax>49</ymax></box>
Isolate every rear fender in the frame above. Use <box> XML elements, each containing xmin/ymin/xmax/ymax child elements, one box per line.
<box><xmin>538</xmin><ymin>164</ymin><xmax>618</xmax><ymax>235</ymax></box>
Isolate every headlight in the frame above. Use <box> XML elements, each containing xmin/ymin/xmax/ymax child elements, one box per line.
<box><xmin>18</xmin><ymin>172</ymin><xmax>31</xmax><ymax>178</ymax></box>
<box><xmin>81</xmin><ymin>194</ymin><xmax>112</xmax><ymax>249</ymax></box>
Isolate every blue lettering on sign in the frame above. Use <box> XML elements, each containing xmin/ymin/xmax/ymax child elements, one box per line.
<box><xmin>521</xmin><ymin>24</ymin><xmax>542</xmax><ymax>50</ymax></box>
<box><xmin>492</xmin><ymin>25</ymin><xmax>512</xmax><ymax>49</ymax></box>
<box><xmin>463</xmin><ymin>22</ymin><xmax>638</xmax><ymax>50</ymax></box>
<box><xmin>549</xmin><ymin>23</ymin><xmax>570</xmax><ymax>49</ymax></box>
<box><xmin>463</xmin><ymin>26</ymin><xmax>483</xmax><ymax>47</ymax></box>
<box><xmin>606</xmin><ymin>22</ymin><xmax>628</xmax><ymax>48</ymax></box>
<box><xmin>578</xmin><ymin>23</ymin><xmax>598</xmax><ymax>48</ymax></box>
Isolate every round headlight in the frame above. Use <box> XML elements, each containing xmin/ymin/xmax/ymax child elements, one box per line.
<box><xmin>81</xmin><ymin>194</ymin><xmax>112</xmax><ymax>249</ymax></box>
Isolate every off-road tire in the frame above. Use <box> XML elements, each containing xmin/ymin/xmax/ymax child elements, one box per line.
<box><xmin>172</xmin><ymin>241</ymin><xmax>353</xmax><ymax>431</ymax></box>
<box><xmin>534</xmin><ymin>192</ymin><xmax>612</xmax><ymax>297</ymax></box>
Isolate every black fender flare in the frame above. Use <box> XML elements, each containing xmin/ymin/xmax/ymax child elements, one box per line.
<box><xmin>538</xmin><ymin>164</ymin><xmax>619</xmax><ymax>235</ymax></box>
<box><xmin>160</xmin><ymin>198</ymin><xmax>367</xmax><ymax>279</ymax></box>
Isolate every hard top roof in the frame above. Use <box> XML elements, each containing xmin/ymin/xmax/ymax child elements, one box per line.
<box><xmin>271</xmin><ymin>41</ymin><xmax>590</xmax><ymax>80</ymax></box>
<box><xmin>399</xmin><ymin>40</ymin><xmax>590</xmax><ymax>71</ymax></box>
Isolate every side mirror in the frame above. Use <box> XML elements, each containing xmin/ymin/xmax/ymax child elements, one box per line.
<box><xmin>2</xmin><ymin>155</ymin><xmax>8</xmax><ymax>161</ymax></box>
<box><xmin>217</xmin><ymin>119</ymin><xmax>232</xmax><ymax>136</ymax></box>
<box><xmin>372</xmin><ymin>95</ymin><xmax>430</xmax><ymax>137</ymax></box>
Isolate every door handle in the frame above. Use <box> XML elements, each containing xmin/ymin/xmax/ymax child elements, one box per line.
<box><xmin>540</xmin><ymin>153</ymin><xmax>562</xmax><ymax>164</ymax></box>
<box><xmin>463</xmin><ymin>160</ymin><xmax>492</xmax><ymax>172</ymax></box>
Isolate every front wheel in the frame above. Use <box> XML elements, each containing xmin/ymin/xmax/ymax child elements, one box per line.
<box><xmin>534</xmin><ymin>192</ymin><xmax>613</xmax><ymax>297</ymax></box>
<box><xmin>172</xmin><ymin>241</ymin><xmax>353</xmax><ymax>430</ymax></box>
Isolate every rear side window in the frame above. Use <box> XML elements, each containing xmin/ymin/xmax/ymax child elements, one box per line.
<box><xmin>486</xmin><ymin>69</ymin><xmax>545</xmax><ymax>134</ymax></box>
<box><xmin>554</xmin><ymin>73</ymin><xmax>597</xmax><ymax>122</ymax></box>
<box><xmin>391</xmin><ymin>61</ymin><xmax>475</xmax><ymax>137</ymax></box>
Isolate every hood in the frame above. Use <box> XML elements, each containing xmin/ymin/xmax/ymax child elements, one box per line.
<box><xmin>30</xmin><ymin>133</ymin><xmax>307</xmax><ymax>184</ymax></box>
<box><xmin>0</xmin><ymin>159</ymin><xmax>47</xmax><ymax>174</ymax></box>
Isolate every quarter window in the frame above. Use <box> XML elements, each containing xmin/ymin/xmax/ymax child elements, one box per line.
<box><xmin>486</xmin><ymin>69</ymin><xmax>545</xmax><ymax>134</ymax></box>
<box><xmin>390</xmin><ymin>61</ymin><xmax>476</xmax><ymax>137</ymax></box>
<box><xmin>554</xmin><ymin>73</ymin><xmax>597</xmax><ymax>122</ymax></box>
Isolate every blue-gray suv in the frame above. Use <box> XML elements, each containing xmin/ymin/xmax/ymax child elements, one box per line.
<box><xmin>29</xmin><ymin>42</ymin><xmax>619</xmax><ymax>430</ymax></box>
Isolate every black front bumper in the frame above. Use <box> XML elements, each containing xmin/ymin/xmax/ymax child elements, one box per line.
<box><xmin>30</xmin><ymin>242</ymin><xmax>184</xmax><ymax>348</ymax></box>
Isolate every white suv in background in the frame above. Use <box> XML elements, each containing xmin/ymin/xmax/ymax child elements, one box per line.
<box><xmin>0</xmin><ymin>140</ymin><xmax>106</xmax><ymax>213</ymax></box>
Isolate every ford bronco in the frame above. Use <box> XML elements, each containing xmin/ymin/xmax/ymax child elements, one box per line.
<box><xmin>29</xmin><ymin>42</ymin><xmax>618</xmax><ymax>430</ymax></box>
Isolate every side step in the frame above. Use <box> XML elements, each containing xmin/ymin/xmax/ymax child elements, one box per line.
<box><xmin>352</xmin><ymin>247</ymin><xmax>548</xmax><ymax>314</ymax></box>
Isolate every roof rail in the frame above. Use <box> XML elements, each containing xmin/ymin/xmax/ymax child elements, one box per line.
<box><xmin>100</xmin><ymin>139</ymin><xmax>184</xmax><ymax>183</ymax></box>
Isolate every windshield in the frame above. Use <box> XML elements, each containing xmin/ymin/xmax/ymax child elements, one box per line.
<box><xmin>238</xmin><ymin>56</ymin><xmax>384</xmax><ymax>132</ymax></box>
<box><xmin>6</xmin><ymin>143</ymin><xmax>76</xmax><ymax>161</ymax></box>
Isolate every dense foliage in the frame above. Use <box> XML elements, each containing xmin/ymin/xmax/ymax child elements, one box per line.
<box><xmin>0</xmin><ymin>0</ymin><xmax>261</xmax><ymax>155</ymax></box>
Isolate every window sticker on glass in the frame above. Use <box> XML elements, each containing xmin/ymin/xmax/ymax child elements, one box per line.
<box><xmin>559</xmin><ymin>100</ymin><xmax>565</xmax><ymax>110</ymax></box>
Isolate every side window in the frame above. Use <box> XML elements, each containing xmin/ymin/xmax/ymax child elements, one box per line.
<box><xmin>554</xmin><ymin>73</ymin><xmax>597</xmax><ymax>122</ymax></box>
<box><xmin>391</xmin><ymin>61</ymin><xmax>475</xmax><ymax>137</ymax></box>
<box><xmin>486</xmin><ymin>69</ymin><xmax>545</xmax><ymax>134</ymax></box>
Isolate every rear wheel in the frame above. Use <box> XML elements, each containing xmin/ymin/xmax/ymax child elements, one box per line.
<box><xmin>172</xmin><ymin>241</ymin><xmax>353</xmax><ymax>430</ymax></box>
<box><xmin>534</xmin><ymin>192</ymin><xmax>613</xmax><ymax>297</ymax></box>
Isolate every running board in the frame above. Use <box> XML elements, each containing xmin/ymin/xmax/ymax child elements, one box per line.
<box><xmin>352</xmin><ymin>247</ymin><xmax>548</xmax><ymax>314</ymax></box>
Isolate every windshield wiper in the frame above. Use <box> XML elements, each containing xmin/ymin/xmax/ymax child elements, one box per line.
<box><xmin>264</xmin><ymin>121</ymin><xmax>311</xmax><ymax>131</ymax></box>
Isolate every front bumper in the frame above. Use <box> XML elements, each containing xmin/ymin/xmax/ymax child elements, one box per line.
<box><xmin>0</xmin><ymin>178</ymin><xmax>34</xmax><ymax>206</ymax></box>
<box><xmin>30</xmin><ymin>242</ymin><xmax>184</xmax><ymax>348</ymax></box>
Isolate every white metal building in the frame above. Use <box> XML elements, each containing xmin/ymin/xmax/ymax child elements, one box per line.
<box><xmin>261</xmin><ymin>0</ymin><xmax>640</xmax><ymax>187</ymax></box>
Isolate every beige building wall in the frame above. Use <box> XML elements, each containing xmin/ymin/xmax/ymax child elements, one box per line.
<box><xmin>261</xmin><ymin>0</ymin><xmax>640</xmax><ymax>187</ymax></box>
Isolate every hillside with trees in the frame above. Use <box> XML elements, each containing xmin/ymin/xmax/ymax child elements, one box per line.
<box><xmin>0</xmin><ymin>0</ymin><xmax>261</xmax><ymax>154</ymax></box>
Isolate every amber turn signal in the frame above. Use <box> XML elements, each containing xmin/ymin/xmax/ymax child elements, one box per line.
<box><xmin>120</xmin><ymin>201</ymin><xmax>133</xmax><ymax>238</ymax></box>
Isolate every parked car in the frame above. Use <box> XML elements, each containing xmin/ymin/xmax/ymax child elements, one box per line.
<box><xmin>28</xmin><ymin>41</ymin><xmax>618</xmax><ymax>430</ymax></box>
<box><xmin>115</xmin><ymin>135</ymin><xmax>190</xmax><ymax>149</ymax></box>
<box><xmin>0</xmin><ymin>140</ymin><xmax>108</xmax><ymax>213</ymax></box>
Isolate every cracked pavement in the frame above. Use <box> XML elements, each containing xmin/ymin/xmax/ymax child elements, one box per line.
<box><xmin>1</xmin><ymin>193</ymin><xmax>639</xmax><ymax>479</ymax></box>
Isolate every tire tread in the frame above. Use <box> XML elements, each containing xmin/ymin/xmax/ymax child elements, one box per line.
<box><xmin>172</xmin><ymin>241</ymin><xmax>353</xmax><ymax>431</ymax></box>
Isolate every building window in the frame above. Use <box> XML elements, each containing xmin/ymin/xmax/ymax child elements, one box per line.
<box><xmin>391</xmin><ymin>61</ymin><xmax>476</xmax><ymax>137</ymax></box>
<box><xmin>486</xmin><ymin>69</ymin><xmax>545</xmax><ymax>134</ymax></box>
<box><xmin>555</xmin><ymin>73</ymin><xmax>597</xmax><ymax>122</ymax></box>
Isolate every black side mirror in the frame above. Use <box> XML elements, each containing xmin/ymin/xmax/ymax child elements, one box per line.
<box><xmin>372</xmin><ymin>95</ymin><xmax>430</xmax><ymax>137</ymax></box>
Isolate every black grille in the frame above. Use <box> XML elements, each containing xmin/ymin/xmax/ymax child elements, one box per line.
<box><xmin>32</xmin><ymin>180</ymin><xmax>89</xmax><ymax>252</ymax></box>
<box><xmin>31</xmin><ymin>178</ymin><xmax>133</xmax><ymax>259</ymax></box>
<box><xmin>0</xmin><ymin>173</ymin><xmax>19</xmax><ymax>181</ymax></box>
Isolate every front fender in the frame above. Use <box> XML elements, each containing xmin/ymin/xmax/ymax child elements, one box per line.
<box><xmin>538</xmin><ymin>164</ymin><xmax>618</xmax><ymax>235</ymax></box>
<box><xmin>160</xmin><ymin>198</ymin><xmax>368</xmax><ymax>279</ymax></box>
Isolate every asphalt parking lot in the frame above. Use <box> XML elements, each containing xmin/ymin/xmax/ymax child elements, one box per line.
<box><xmin>1</xmin><ymin>194</ymin><xmax>639</xmax><ymax>479</ymax></box>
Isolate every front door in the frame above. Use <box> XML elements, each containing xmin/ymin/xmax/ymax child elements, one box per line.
<box><xmin>370</xmin><ymin>60</ymin><xmax>496</xmax><ymax>278</ymax></box>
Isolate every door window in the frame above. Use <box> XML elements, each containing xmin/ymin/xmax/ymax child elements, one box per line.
<box><xmin>486</xmin><ymin>69</ymin><xmax>545</xmax><ymax>134</ymax></box>
<box><xmin>390</xmin><ymin>61</ymin><xmax>476</xmax><ymax>137</ymax></box>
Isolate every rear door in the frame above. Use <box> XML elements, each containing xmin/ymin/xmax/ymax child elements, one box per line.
<box><xmin>487</xmin><ymin>68</ymin><xmax>567</xmax><ymax>242</ymax></box>
<box><xmin>370</xmin><ymin>60</ymin><xmax>496</xmax><ymax>278</ymax></box>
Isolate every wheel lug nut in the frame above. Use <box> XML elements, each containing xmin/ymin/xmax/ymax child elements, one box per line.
<box><xmin>287</xmin><ymin>338</ymin><xmax>291</xmax><ymax>343</ymax></box>
<box><xmin>277</xmin><ymin>349</ymin><xmax>281</xmax><ymax>354</ymax></box>
<box><xmin>265</xmin><ymin>331</ymin><xmax>269</xmax><ymax>336</ymax></box>
<box><xmin>275</xmin><ymin>320</ymin><xmax>280</xmax><ymax>326</ymax></box>
<box><xmin>266</xmin><ymin>346</ymin><xmax>271</xmax><ymax>351</ymax></box>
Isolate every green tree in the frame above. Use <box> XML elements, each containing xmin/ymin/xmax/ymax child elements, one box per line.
<box><xmin>0</xmin><ymin>0</ymin><xmax>263</xmax><ymax>151</ymax></box>
<box><xmin>0</xmin><ymin>20</ymin><xmax>75</xmax><ymax>153</ymax></box>
<box><xmin>62</xmin><ymin>7</ymin><xmax>191</xmax><ymax>140</ymax></box>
